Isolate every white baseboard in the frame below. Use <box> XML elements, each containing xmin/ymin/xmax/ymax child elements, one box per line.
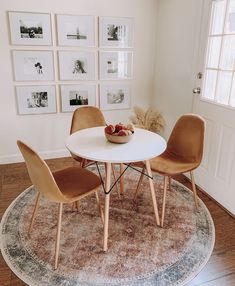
<box><xmin>0</xmin><ymin>149</ymin><xmax>70</xmax><ymax>164</ymax></box>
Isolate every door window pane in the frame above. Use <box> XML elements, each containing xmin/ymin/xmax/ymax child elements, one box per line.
<box><xmin>211</xmin><ymin>0</ymin><xmax>226</xmax><ymax>35</ymax></box>
<box><xmin>229</xmin><ymin>75</ymin><xmax>235</xmax><ymax>106</ymax></box>
<box><xmin>202</xmin><ymin>0</ymin><xmax>235</xmax><ymax>108</ymax></box>
<box><xmin>203</xmin><ymin>69</ymin><xmax>217</xmax><ymax>100</ymax></box>
<box><xmin>220</xmin><ymin>35</ymin><xmax>235</xmax><ymax>70</ymax></box>
<box><xmin>215</xmin><ymin>71</ymin><xmax>232</xmax><ymax>104</ymax></box>
<box><xmin>225</xmin><ymin>0</ymin><xmax>235</xmax><ymax>33</ymax></box>
<box><xmin>207</xmin><ymin>36</ymin><xmax>222</xmax><ymax>68</ymax></box>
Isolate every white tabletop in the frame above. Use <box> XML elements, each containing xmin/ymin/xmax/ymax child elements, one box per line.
<box><xmin>66</xmin><ymin>126</ymin><xmax>166</xmax><ymax>164</ymax></box>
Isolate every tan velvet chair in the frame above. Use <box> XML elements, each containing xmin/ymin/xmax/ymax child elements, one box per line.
<box><xmin>70</xmin><ymin>106</ymin><xmax>120</xmax><ymax>195</ymax></box>
<box><xmin>135</xmin><ymin>114</ymin><xmax>205</xmax><ymax>227</ymax></box>
<box><xmin>17</xmin><ymin>140</ymin><xmax>103</xmax><ymax>270</ymax></box>
<box><xmin>70</xmin><ymin>106</ymin><xmax>106</xmax><ymax>167</ymax></box>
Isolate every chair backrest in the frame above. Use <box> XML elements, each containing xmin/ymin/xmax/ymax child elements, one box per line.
<box><xmin>70</xmin><ymin>106</ymin><xmax>106</xmax><ymax>134</ymax></box>
<box><xmin>17</xmin><ymin>140</ymin><xmax>66</xmax><ymax>202</ymax></box>
<box><xmin>167</xmin><ymin>114</ymin><xmax>205</xmax><ymax>164</ymax></box>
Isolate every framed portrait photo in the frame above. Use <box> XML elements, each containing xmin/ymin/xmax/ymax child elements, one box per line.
<box><xmin>99</xmin><ymin>84</ymin><xmax>131</xmax><ymax>110</ymax></box>
<box><xmin>58</xmin><ymin>51</ymin><xmax>95</xmax><ymax>80</ymax></box>
<box><xmin>16</xmin><ymin>85</ymin><xmax>56</xmax><ymax>115</ymax></box>
<box><xmin>56</xmin><ymin>14</ymin><xmax>95</xmax><ymax>47</ymax></box>
<box><xmin>60</xmin><ymin>84</ymin><xmax>96</xmax><ymax>112</ymax></box>
<box><xmin>12</xmin><ymin>50</ymin><xmax>54</xmax><ymax>81</ymax></box>
<box><xmin>8</xmin><ymin>11</ymin><xmax>52</xmax><ymax>45</ymax></box>
<box><xmin>99</xmin><ymin>17</ymin><xmax>133</xmax><ymax>48</ymax></box>
<box><xmin>99</xmin><ymin>51</ymin><xmax>133</xmax><ymax>80</ymax></box>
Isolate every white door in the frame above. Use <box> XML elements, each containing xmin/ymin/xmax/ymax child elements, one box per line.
<box><xmin>192</xmin><ymin>0</ymin><xmax>235</xmax><ymax>215</ymax></box>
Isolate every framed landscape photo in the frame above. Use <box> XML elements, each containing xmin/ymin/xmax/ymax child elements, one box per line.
<box><xmin>56</xmin><ymin>14</ymin><xmax>95</xmax><ymax>47</ymax></box>
<box><xmin>99</xmin><ymin>84</ymin><xmax>131</xmax><ymax>110</ymax></box>
<box><xmin>60</xmin><ymin>84</ymin><xmax>96</xmax><ymax>112</ymax></box>
<box><xmin>8</xmin><ymin>11</ymin><xmax>52</xmax><ymax>45</ymax></box>
<box><xmin>99</xmin><ymin>51</ymin><xmax>133</xmax><ymax>80</ymax></box>
<box><xmin>99</xmin><ymin>17</ymin><xmax>133</xmax><ymax>48</ymax></box>
<box><xmin>58</xmin><ymin>51</ymin><xmax>95</xmax><ymax>80</ymax></box>
<box><xmin>12</xmin><ymin>50</ymin><xmax>54</xmax><ymax>81</ymax></box>
<box><xmin>16</xmin><ymin>85</ymin><xmax>56</xmax><ymax>115</ymax></box>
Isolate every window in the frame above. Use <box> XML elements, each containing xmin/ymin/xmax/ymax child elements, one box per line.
<box><xmin>202</xmin><ymin>0</ymin><xmax>235</xmax><ymax>107</ymax></box>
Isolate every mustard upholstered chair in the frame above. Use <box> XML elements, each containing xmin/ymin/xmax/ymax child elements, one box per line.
<box><xmin>70</xmin><ymin>106</ymin><xmax>106</xmax><ymax>167</ymax></box>
<box><xmin>135</xmin><ymin>114</ymin><xmax>205</xmax><ymax>227</ymax></box>
<box><xmin>17</xmin><ymin>140</ymin><xmax>103</xmax><ymax>270</ymax></box>
<box><xmin>70</xmin><ymin>106</ymin><xmax>120</xmax><ymax>195</ymax></box>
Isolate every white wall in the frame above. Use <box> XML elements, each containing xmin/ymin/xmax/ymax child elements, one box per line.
<box><xmin>153</xmin><ymin>0</ymin><xmax>201</xmax><ymax>138</ymax></box>
<box><xmin>0</xmin><ymin>0</ymin><xmax>158</xmax><ymax>163</ymax></box>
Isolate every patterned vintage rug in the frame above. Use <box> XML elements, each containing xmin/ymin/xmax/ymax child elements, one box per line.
<box><xmin>0</xmin><ymin>168</ymin><xmax>215</xmax><ymax>286</ymax></box>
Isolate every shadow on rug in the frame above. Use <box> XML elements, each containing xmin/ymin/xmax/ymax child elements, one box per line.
<box><xmin>0</xmin><ymin>168</ymin><xmax>215</xmax><ymax>286</ymax></box>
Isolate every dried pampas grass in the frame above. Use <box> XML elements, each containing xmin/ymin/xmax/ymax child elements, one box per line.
<box><xmin>129</xmin><ymin>106</ymin><xmax>165</xmax><ymax>134</ymax></box>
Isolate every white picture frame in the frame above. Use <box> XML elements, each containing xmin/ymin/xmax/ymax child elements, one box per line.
<box><xmin>60</xmin><ymin>84</ymin><xmax>96</xmax><ymax>112</ymax></box>
<box><xmin>99</xmin><ymin>84</ymin><xmax>131</xmax><ymax>110</ymax></box>
<box><xmin>16</xmin><ymin>85</ymin><xmax>56</xmax><ymax>115</ymax></box>
<box><xmin>99</xmin><ymin>17</ymin><xmax>133</xmax><ymax>48</ymax></box>
<box><xmin>99</xmin><ymin>51</ymin><xmax>133</xmax><ymax>80</ymax></box>
<box><xmin>58</xmin><ymin>51</ymin><xmax>95</xmax><ymax>80</ymax></box>
<box><xmin>8</xmin><ymin>11</ymin><xmax>52</xmax><ymax>46</ymax></box>
<box><xmin>12</xmin><ymin>50</ymin><xmax>54</xmax><ymax>81</ymax></box>
<box><xmin>56</xmin><ymin>14</ymin><xmax>95</xmax><ymax>47</ymax></box>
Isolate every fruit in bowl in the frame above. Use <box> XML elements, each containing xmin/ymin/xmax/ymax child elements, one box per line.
<box><xmin>104</xmin><ymin>123</ymin><xmax>134</xmax><ymax>144</ymax></box>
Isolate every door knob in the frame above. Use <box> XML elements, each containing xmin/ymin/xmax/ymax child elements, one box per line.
<box><xmin>193</xmin><ymin>87</ymin><xmax>201</xmax><ymax>94</ymax></box>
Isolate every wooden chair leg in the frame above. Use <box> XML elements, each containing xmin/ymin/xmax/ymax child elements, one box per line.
<box><xmin>54</xmin><ymin>202</ymin><xmax>63</xmax><ymax>270</ymax></box>
<box><xmin>133</xmin><ymin>167</ymin><xmax>145</xmax><ymax>200</ymax></box>
<box><xmin>190</xmin><ymin>171</ymin><xmax>199</xmax><ymax>209</ymax></box>
<box><xmin>28</xmin><ymin>191</ymin><xmax>41</xmax><ymax>235</ymax></box>
<box><xmin>111</xmin><ymin>164</ymin><xmax>120</xmax><ymax>198</ymax></box>
<box><xmin>145</xmin><ymin>160</ymin><xmax>160</xmax><ymax>226</ymax></box>
<box><xmin>120</xmin><ymin>164</ymin><xmax>124</xmax><ymax>194</ymax></box>
<box><xmin>168</xmin><ymin>177</ymin><xmax>171</xmax><ymax>191</ymax></box>
<box><xmin>161</xmin><ymin>176</ymin><xmax>168</xmax><ymax>227</ymax></box>
<box><xmin>104</xmin><ymin>163</ymin><xmax>111</xmax><ymax>252</ymax></box>
<box><xmin>95</xmin><ymin>191</ymin><xmax>104</xmax><ymax>225</ymax></box>
<box><xmin>75</xmin><ymin>200</ymin><xmax>79</xmax><ymax>211</ymax></box>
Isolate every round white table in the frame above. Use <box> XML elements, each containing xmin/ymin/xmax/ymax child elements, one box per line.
<box><xmin>66</xmin><ymin>127</ymin><xmax>166</xmax><ymax>251</ymax></box>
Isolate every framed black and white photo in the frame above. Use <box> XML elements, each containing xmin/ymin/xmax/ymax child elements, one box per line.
<box><xmin>99</xmin><ymin>84</ymin><xmax>131</xmax><ymax>110</ymax></box>
<box><xmin>60</xmin><ymin>84</ymin><xmax>96</xmax><ymax>112</ymax></box>
<box><xmin>12</xmin><ymin>50</ymin><xmax>54</xmax><ymax>81</ymax></box>
<box><xmin>8</xmin><ymin>11</ymin><xmax>52</xmax><ymax>45</ymax></box>
<box><xmin>99</xmin><ymin>17</ymin><xmax>133</xmax><ymax>48</ymax></box>
<box><xmin>99</xmin><ymin>51</ymin><xmax>133</xmax><ymax>80</ymax></box>
<box><xmin>56</xmin><ymin>14</ymin><xmax>95</xmax><ymax>47</ymax></box>
<box><xmin>16</xmin><ymin>85</ymin><xmax>56</xmax><ymax>115</ymax></box>
<box><xmin>58</xmin><ymin>51</ymin><xmax>95</xmax><ymax>80</ymax></box>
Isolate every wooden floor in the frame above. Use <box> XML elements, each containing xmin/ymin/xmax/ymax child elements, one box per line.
<box><xmin>0</xmin><ymin>157</ymin><xmax>234</xmax><ymax>286</ymax></box>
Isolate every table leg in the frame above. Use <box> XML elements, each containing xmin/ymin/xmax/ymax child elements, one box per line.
<box><xmin>120</xmin><ymin>163</ymin><xmax>124</xmax><ymax>194</ymax></box>
<box><xmin>145</xmin><ymin>160</ymin><xmax>160</xmax><ymax>226</ymax></box>
<box><xmin>104</xmin><ymin>162</ymin><xmax>111</xmax><ymax>252</ymax></box>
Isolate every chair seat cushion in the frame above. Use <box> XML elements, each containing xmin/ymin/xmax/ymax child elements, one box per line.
<box><xmin>150</xmin><ymin>152</ymin><xmax>199</xmax><ymax>176</ymax></box>
<box><xmin>53</xmin><ymin>167</ymin><xmax>101</xmax><ymax>200</ymax></box>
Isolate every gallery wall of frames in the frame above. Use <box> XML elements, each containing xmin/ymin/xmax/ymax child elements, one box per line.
<box><xmin>8</xmin><ymin>11</ymin><xmax>134</xmax><ymax>115</ymax></box>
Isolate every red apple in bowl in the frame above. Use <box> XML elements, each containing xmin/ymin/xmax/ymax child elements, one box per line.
<box><xmin>105</xmin><ymin>124</ymin><xmax>115</xmax><ymax>135</ymax></box>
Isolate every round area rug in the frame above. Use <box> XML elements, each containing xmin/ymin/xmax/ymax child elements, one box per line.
<box><xmin>0</xmin><ymin>168</ymin><xmax>215</xmax><ymax>286</ymax></box>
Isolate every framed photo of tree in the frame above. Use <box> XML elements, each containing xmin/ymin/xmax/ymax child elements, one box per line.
<box><xmin>56</xmin><ymin>14</ymin><xmax>95</xmax><ymax>47</ymax></box>
<box><xmin>58</xmin><ymin>51</ymin><xmax>95</xmax><ymax>80</ymax></box>
<box><xmin>8</xmin><ymin>11</ymin><xmax>52</xmax><ymax>45</ymax></box>
<box><xmin>99</xmin><ymin>17</ymin><xmax>133</xmax><ymax>48</ymax></box>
